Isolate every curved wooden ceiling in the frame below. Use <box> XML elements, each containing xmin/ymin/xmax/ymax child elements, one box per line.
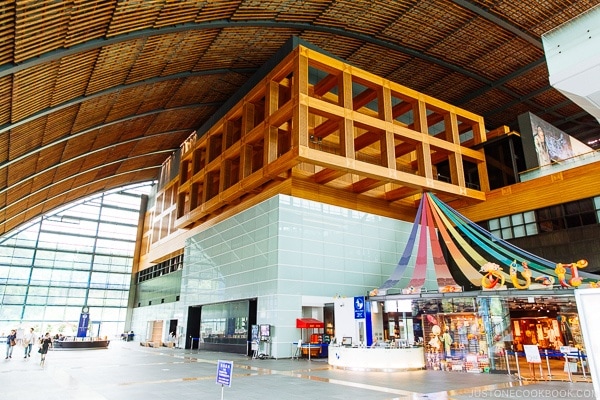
<box><xmin>0</xmin><ymin>0</ymin><xmax>598</xmax><ymax>235</ymax></box>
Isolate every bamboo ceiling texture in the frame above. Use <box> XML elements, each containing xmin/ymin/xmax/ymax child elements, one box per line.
<box><xmin>0</xmin><ymin>0</ymin><xmax>598</xmax><ymax>235</ymax></box>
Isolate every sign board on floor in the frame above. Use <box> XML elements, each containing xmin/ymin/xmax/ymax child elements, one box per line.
<box><xmin>523</xmin><ymin>345</ymin><xmax>541</xmax><ymax>363</ymax></box>
<box><xmin>216</xmin><ymin>360</ymin><xmax>233</xmax><ymax>387</ymax></box>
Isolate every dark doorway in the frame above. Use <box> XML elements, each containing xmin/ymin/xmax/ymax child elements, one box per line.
<box><xmin>247</xmin><ymin>298</ymin><xmax>257</xmax><ymax>356</ymax></box>
<box><xmin>186</xmin><ymin>306</ymin><xmax>201</xmax><ymax>349</ymax></box>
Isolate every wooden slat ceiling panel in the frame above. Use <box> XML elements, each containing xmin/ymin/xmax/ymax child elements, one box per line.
<box><xmin>73</xmin><ymin>170</ymin><xmax>110</xmax><ymax>189</ymax></box>
<box><xmin>194</xmin><ymin>0</ymin><xmax>242</xmax><ymax>23</ymax></box>
<box><xmin>6</xmin><ymin>167</ymin><xmax>31</xmax><ymax>204</ymax></box>
<box><xmin>505</xmin><ymin>65</ymin><xmax>550</xmax><ymax>96</ymax></box>
<box><xmin>107</xmin><ymin>116</ymin><xmax>156</xmax><ymax>143</ymax></box>
<box><xmin>78</xmin><ymin>149</ymin><xmax>109</xmax><ymax>172</ymax></box>
<box><xmin>64</xmin><ymin>0</ymin><xmax>116</xmax><ymax>47</ymax></box>
<box><xmin>24</xmin><ymin>187</ymin><xmax>52</xmax><ymax>211</ymax></box>
<box><xmin>531</xmin><ymin>90</ymin><xmax>570</xmax><ymax>110</ymax></box>
<box><xmin>0</xmin><ymin>1</ymin><xmax>15</xmax><ymax>65</ymax></box>
<box><xmin>14</xmin><ymin>0</ymin><xmax>70</xmax><ymax>63</ymax></box>
<box><xmin>28</xmin><ymin>169</ymin><xmax>56</xmax><ymax>194</ymax></box>
<box><xmin>95</xmin><ymin>163</ymin><xmax>122</xmax><ymax>181</ymax></box>
<box><xmin>0</xmin><ymin>150</ymin><xmax>8</xmax><ymax>186</ymax></box>
<box><xmin>470</xmin><ymin>38</ymin><xmax>543</xmax><ymax>81</ymax></box>
<box><xmin>72</xmin><ymin>94</ymin><xmax>117</xmax><ymax>134</ymax></box>
<box><xmin>89</xmin><ymin>125</ymin><xmax>136</xmax><ymax>152</ymax></box>
<box><xmin>145</xmin><ymin>108</ymin><xmax>206</xmax><ymax>134</ymax></box>
<box><xmin>163</xmin><ymin>30</ymin><xmax>221</xmax><ymax>76</ymax></box>
<box><xmin>35</xmin><ymin>145</ymin><xmax>64</xmax><ymax>176</ymax></box>
<box><xmin>51</xmin><ymin>51</ymin><xmax>99</xmax><ymax>106</ymax></box>
<box><xmin>167</xmin><ymin>74</ymin><xmax>244</xmax><ymax>107</ymax></box>
<box><xmin>137</xmin><ymin>80</ymin><xmax>184</xmax><ymax>114</ymax></box>
<box><xmin>154</xmin><ymin>0</ymin><xmax>205</xmax><ymax>28</ymax></box>
<box><xmin>8</xmin><ymin>119</ymin><xmax>45</xmax><ymax>161</ymax></box>
<box><xmin>86</xmin><ymin>40</ymin><xmax>144</xmax><ymax>95</ymax></box>
<box><xmin>313</xmin><ymin>0</ymin><xmax>406</xmax><ymax>36</ymax></box>
<box><xmin>5</xmin><ymin>215</ymin><xmax>26</xmax><ymax>234</ymax></box>
<box><xmin>104</xmin><ymin>86</ymin><xmax>150</xmax><ymax>123</ymax></box>
<box><xmin>488</xmin><ymin>0</ymin><xmax>595</xmax><ymax>36</ymax></box>
<box><xmin>231</xmin><ymin>1</ymin><xmax>278</xmax><ymax>20</ymax></box>
<box><xmin>199</xmin><ymin>28</ymin><xmax>295</xmax><ymax>70</ymax></box>
<box><xmin>130</xmin><ymin>136</ymin><xmax>182</xmax><ymax>157</ymax></box>
<box><xmin>0</xmin><ymin>76</ymin><xmax>12</xmax><ymax>125</ymax></box>
<box><xmin>125</xmin><ymin>34</ymin><xmax>182</xmax><ymax>84</ymax></box>
<box><xmin>487</xmin><ymin>102</ymin><xmax>531</xmax><ymax>130</ymax></box>
<box><xmin>61</xmin><ymin>133</ymin><xmax>95</xmax><ymax>162</ymax></box>
<box><xmin>387</xmin><ymin>59</ymin><xmax>452</xmax><ymax>94</ymax></box>
<box><xmin>106</xmin><ymin>0</ymin><xmax>163</xmax><ymax>37</ymax></box>
<box><xmin>299</xmin><ymin>31</ymin><xmax>363</xmax><ymax>60</ymax></box>
<box><xmin>53</xmin><ymin>160</ymin><xmax>85</xmax><ymax>186</ymax></box>
<box><xmin>12</xmin><ymin>62</ymin><xmax>59</xmax><ymax>122</ymax></box>
<box><xmin>382</xmin><ymin>0</ymin><xmax>473</xmax><ymax>52</ymax></box>
<box><xmin>106</xmin><ymin>142</ymin><xmax>138</xmax><ymax>161</ymax></box>
<box><xmin>428</xmin><ymin>18</ymin><xmax>526</xmax><ymax>74</ymax></box>
<box><xmin>464</xmin><ymin>88</ymin><xmax>516</xmax><ymax>115</ymax></box>
<box><xmin>275</xmin><ymin>0</ymin><xmax>330</xmax><ymax>22</ymax></box>
<box><xmin>42</xmin><ymin>106</ymin><xmax>80</xmax><ymax>146</ymax></box>
<box><xmin>0</xmin><ymin>129</ymin><xmax>8</xmax><ymax>165</ymax></box>
<box><xmin>45</xmin><ymin>181</ymin><xmax>82</xmax><ymax>204</ymax></box>
<box><xmin>119</xmin><ymin>153</ymin><xmax>166</xmax><ymax>172</ymax></box>
<box><xmin>427</xmin><ymin>73</ymin><xmax>483</xmax><ymax>105</ymax></box>
<box><xmin>352</xmin><ymin>1</ymin><xmax>416</xmax><ymax>36</ymax></box>
<box><xmin>7</xmin><ymin>155</ymin><xmax>36</xmax><ymax>189</ymax></box>
<box><xmin>347</xmin><ymin>44</ymin><xmax>412</xmax><ymax>79</ymax></box>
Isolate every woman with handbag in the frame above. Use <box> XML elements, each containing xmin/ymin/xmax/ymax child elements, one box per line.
<box><xmin>5</xmin><ymin>329</ymin><xmax>17</xmax><ymax>359</ymax></box>
<box><xmin>39</xmin><ymin>332</ymin><xmax>52</xmax><ymax>366</ymax></box>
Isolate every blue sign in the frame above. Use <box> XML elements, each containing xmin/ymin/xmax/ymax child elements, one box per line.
<box><xmin>216</xmin><ymin>360</ymin><xmax>233</xmax><ymax>387</ymax></box>
<box><xmin>354</xmin><ymin>296</ymin><xmax>365</xmax><ymax>319</ymax></box>
<box><xmin>77</xmin><ymin>313</ymin><xmax>89</xmax><ymax>337</ymax></box>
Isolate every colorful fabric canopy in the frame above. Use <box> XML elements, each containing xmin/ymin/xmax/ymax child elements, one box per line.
<box><xmin>378</xmin><ymin>192</ymin><xmax>597</xmax><ymax>293</ymax></box>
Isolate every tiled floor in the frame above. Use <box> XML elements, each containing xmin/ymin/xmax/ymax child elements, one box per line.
<box><xmin>1</xmin><ymin>340</ymin><xmax>595</xmax><ymax>400</ymax></box>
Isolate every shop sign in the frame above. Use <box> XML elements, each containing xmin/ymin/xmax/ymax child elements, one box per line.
<box><xmin>354</xmin><ymin>296</ymin><xmax>365</xmax><ymax>319</ymax></box>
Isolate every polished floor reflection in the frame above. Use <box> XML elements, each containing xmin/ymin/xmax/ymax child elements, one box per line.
<box><xmin>1</xmin><ymin>340</ymin><xmax>594</xmax><ymax>400</ymax></box>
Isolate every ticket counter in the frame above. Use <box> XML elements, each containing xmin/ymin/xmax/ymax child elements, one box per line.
<box><xmin>328</xmin><ymin>345</ymin><xmax>425</xmax><ymax>371</ymax></box>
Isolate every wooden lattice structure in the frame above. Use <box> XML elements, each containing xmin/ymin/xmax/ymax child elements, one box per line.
<box><xmin>173</xmin><ymin>46</ymin><xmax>488</xmax><ymax>231</ymax></box>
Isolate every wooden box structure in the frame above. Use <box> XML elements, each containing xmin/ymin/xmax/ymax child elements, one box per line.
<box><xmin>173</xmin><ymin>45</ymin><xmax>489</xmax><ymax>230</ymax></box>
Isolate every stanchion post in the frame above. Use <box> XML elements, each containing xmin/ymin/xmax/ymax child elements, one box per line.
<box><xmin>515</xmin><ymin>350</ymin><xmax>522</xmax><ymax>381</ymax></box>
<box><xmin>544</xmin><ymin>349</ymin><xmax>552</xmax><ymax>380</ymax></box>
<box><xmin>505</xmin><ymin>349</ymin><xmax>511</xmax><ymax>376</ymax></box>
<box><xmin>579</xmin><ymin>350</ymin><xmax>587</xmax><ymax>380</ymax></box>
<box><xmin>564</xmin><ymin>354</ymin><xmax>573</xmax><ymax>383</ymax></box>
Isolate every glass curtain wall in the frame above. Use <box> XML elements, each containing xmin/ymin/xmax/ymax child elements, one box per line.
<box><xmin>0</xmin><ymin>182</ymin><xmax>153</xmax><ymax>338</ymax></box>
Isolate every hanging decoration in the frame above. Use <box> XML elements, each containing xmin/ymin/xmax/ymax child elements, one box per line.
<box><xmin>378</xmin><ymin>192</ymin><xmax>596</xmax><ymax>293</ymax></box>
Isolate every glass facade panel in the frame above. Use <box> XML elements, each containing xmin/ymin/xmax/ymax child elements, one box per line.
<box><xmin>0</xmin><ymin>182</ymin><xmax>152</xmax><ymax>337</ymax></box>
<box><xmin>200</xmin><ymin>300</ymin><xmax>249</xmax><ymax>347</ymax></box>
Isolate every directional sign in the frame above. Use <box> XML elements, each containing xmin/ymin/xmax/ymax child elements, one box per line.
<box><xmin>216</xmin><ymin>360</ymin><xmax>233</xmax><ymax>387</ymax></box>
<box><xmin>354</xmin><ymin>296</ymin><xmax>365</xmax><ymax>319</ymax></box>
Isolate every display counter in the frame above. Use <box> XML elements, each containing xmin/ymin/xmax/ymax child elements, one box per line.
<box><xmin>328</xmin><ymin>345</ymin><xmax>425</xmax><ymax>371</ymax></box>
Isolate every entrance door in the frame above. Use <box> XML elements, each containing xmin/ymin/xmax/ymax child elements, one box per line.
<box><xmin>187</xmin><ymin>306</ymin><xmax>201</xmax><ymax>349</ymax></box>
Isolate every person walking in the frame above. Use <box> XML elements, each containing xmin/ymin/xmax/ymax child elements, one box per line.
<box><xmin>23</xmin><ymin>327</ymin><xmax>36</xmax><ymax>359</ymax></box>
<box><xmin>5</xmin><ymin>329</ymin><xmax>17</xmax><ymax>359</ymax></box>
<box><xmin>39</xmin><ymin>332</ymin><xmax>52</xmax><ymax>366</ymax></box>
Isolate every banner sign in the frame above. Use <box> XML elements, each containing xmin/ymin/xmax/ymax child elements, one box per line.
<box><xmin>77</xmin><ymin>312</ymin><xmax>89</xmax><ymax>337</ymax></box>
